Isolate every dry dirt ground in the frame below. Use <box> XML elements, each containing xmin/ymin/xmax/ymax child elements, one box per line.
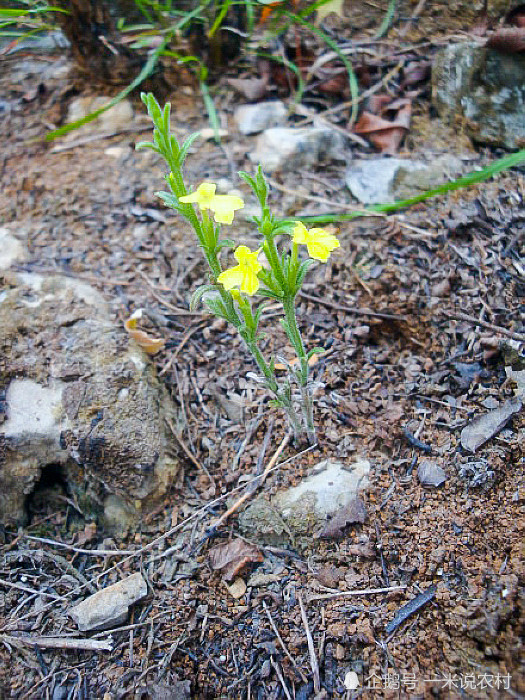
<box><xmin>0</xmin><ymin>1</ymin><xmax>524</xmax><ymax>698</ymax></box>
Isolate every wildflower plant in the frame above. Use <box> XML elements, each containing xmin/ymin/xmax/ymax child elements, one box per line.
<box><xmin>138</xmin><ymin>92</ymin><xmax>340</xmax><ymax>444</ymax></box>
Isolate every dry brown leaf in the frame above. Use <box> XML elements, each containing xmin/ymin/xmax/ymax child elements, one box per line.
<box><xmin>354</xmin><ymin>102</ymin><xmax>412</xmax><ymax>154</ymax></box>
<box><xmin>208</xmin><ymin>538</ymin><xmax>263</xmax><ymax>581</ymax></box>
<box><xmin>318</xmin><ymin>498</ymin><xmax>367</xmax><ymax>539</ymax></box>
<box><xmin>124</xmin><ymin>309</ymin><xmax>166</xmax><ymax>355</ymax></box>
<box><xmin>354</xmin><ymin>98</ymin><xmax>412</xmax><ymax>154</ymax></box>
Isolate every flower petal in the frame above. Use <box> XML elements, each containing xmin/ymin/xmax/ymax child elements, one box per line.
<box><xmin>179</xmin><ymin>182</ymin><xmax>217</xmax><ymax>210</ymax></box>
<box><xmin>209</xmin><ymin>195</ymin><xmax>244</xmax><ymax>225</ymax></box>
<box><xmin>292</xmin><ymin>222</ymin><xmax>308</xmax><ymax>244</ymax></box>
<box><xmin>217</xmin><ymin>267</ymin><xmax>244</xmax><ymax>291</ymax></box>
<box><xmin>240</xmin><ymin>270</ymin><xmax>260</xmax><ymax>295</ymax></box>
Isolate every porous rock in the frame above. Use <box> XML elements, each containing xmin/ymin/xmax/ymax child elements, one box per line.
<box><xmin>249</xmin><ymin>127</ymin><xmax>346</xmax><ymax>172</ymax></box>
<box><xmin>69</xmin><ymin>572</ymin><xmax>148</xmax><ymax>631</ymax></box>
<box><xmin>0</xmin><ymin>272</ymin><xmax>181</xmax><ymax>531</ymax></box>
<box><xmin>432</xmin><ymin>42</ymin><xmax>525</xmax><ymax>149</ymax></box>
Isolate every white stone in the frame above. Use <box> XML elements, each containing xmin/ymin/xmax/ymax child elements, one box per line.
<box><xmin>67</xmin><ymin>96</ymin><xmax>133</xmax><ymax>133</ymax></box>
<box><xmin>1</xmin><ymin>379</ymin><xmax>66</xmax><ymax>439</ymax></box>
<box><xmin>69</xmin><ymin>573</ymin><xmax>148</xmax><ymax>631</ymax></box>
<box><xmin>234</xmin><ymin>101</ymin><xmax>287</xmax><ymax>135</ymax></box>
<box><xmin>0</xmin><ymin>228</ymin><xmax>28</xmax><ymax>270</ymax></box>
<box><xmin>249</xmin><ymin>127</ymin><xmax>346</xmax><ymax>172</ymax></box>
<box><xmin>345</xmin><ymin>158</ymin><xmax>426</xmax><ymax>204</ymax></box>
<box><xmin>274</xmin><ymin>459</ymin><xmax>370</xmax><ymax>522</ymax></box>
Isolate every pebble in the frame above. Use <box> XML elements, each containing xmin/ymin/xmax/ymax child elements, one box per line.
<box><xmin>69</xmin><ymin>573</ymin><xmax>148</xmax><ymax>631</ymax></box>
<box><xmin>249</xmin><ymin>127</ymin><xmax>346</xmax><ymax>173</ymax></box>
<box><xmin>234</xmin><ymin>101</ymin><xmax>287</xmax><ymax>135</ymax></box>
<box><xmin>417</xmin><ymin>460</ymin><xmax>447</xmax><ymax>487</ymax></box>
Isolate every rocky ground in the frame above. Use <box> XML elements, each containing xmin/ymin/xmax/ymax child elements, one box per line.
<box><xmin>0</xmin><ymin>1</ymin><xmax>524</xmax><ymax>698</ymax></box>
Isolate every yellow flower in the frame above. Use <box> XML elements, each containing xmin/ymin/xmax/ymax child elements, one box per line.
<box><xmin>179</xmin><ymin>182</ymin><xmax>244</xmax><ymax>224</ymax></box>
<box><xmin>217</xmin><ymin>245</ymin><xmax>262</xmax><ymax>296</ymax></box>
<box><xmin>292</xmin><ymin>222</ymin><xmax>340</xmax><ymax>262</ymax></box>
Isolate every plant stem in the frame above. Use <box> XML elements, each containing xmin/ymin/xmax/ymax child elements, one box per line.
<box><xmin>282</xmin><ymin>295</ymin><xmax>315</xmax><ymax>443</ymax></box>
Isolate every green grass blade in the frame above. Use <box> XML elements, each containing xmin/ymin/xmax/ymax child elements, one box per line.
<box><xmin>45</xmin><ymin>41</ymin><xmax>166</xmax><ymax>141</ymax></box>
<box><xmin>282</xmin><ymin>10</ymin><xmax>359</xmax><ymax>125</ymax></box>
<box><xmin>200</xmin><ymin>80</ymin><xmax>221</xmax><ymax>144</ymax></box>
<box><xmin>375</xmin><ymin>0</ymin><xmax>396</xmax><ymax>39</ymax></box>
<box><xmin>285</xmin><ymin>149</ymin><xmax>525</xmax><ymax>224</ymax></box>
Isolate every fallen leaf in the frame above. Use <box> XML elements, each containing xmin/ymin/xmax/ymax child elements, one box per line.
<box><xmin>225</xmin><ymin>577</ymin><xmax>247</xmax><ymax>599</ymax></box>
<box><xmin>353</xmin><ymin>98</ymin><xmax>412</xmax><ymax>153</ymax></box>
<box><xmin>124</xmin><ymin>309</ymin><xmax>165</xmax><ymax>355</ymax></box>
<box><xmin>208</xmin><ymin>537</ymin><xmax>263</xmax><ymax>581</ymax></box>
<box><xmin>460</xmin><ymin>397</ymin><xmax>522</xmax><ymax>453</ymax></box>
<box><xmin>318</xmin><ymin>498</ymin><xmax>367</xmax><ymax>538</ymax></box>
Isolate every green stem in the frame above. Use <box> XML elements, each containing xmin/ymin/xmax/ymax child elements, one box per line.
<box><xmin>282</xmin><ymin>294</ymin><xmax>316</xmax><ymax>443</ymax></box>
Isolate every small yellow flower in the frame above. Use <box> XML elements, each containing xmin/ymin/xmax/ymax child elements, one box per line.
<box><xmin>217</xmin><ymin>245</ymin><xmax>262</xmax><ymax>296</ymax></box>
<box><xmin>179</xmin><ymin>182</ymin><xmax>244</xmax><ymax>225</ymax></box>
<box><xmin>292</xmin><ymin>222</ymin><xmax>340</xmax><ymax>262</ymax></box>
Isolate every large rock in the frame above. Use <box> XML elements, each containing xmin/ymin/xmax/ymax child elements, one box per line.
<box><xmin>0</xmin><ymin>272</ymin><xmax>181</xmax><ymax>531</ymax></box>
<box><xmin>345</xmin><ymin>155</ymin><xmax>463</xmax><ymax>204</ymax></box>
<box><xmin>239</xmin><ymin>459</ymin><xmax>370</xmax><ymax>550</ymax></box>
<box><xmin>432</xmin><ymin>42</ymin><xmax>525</xmax><ymax>149</ymax></box>
<box><xmin>249</xmin><ymin>127</ymin><xmax>346</xmax><ymax>173</ymax></box>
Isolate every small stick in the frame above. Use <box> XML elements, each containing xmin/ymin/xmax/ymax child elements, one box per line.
<box><xmin>166</xmin><ymin>417</ymin><xmax>216</xmax><ymax>490</ymax></box>
<box><xmin>262</xmin><ymin>601</ymin><xmax>307</xmax><ymax>683</ymax></box>
<box><xmin>270</xmin><ymin>657</ymin><xmax>292</xmax><ymax>700</ymax></box>
<box><xmin>0</xmin><ymin>578</ymin><xmax>61</xmax><ymax>601</ymax></box>
<box><xmin>298</xmin><ymin>594</ymin><xmax>320</xmax><ymax>694</ymax></box>
<box><xmin>209</xmin><ymin>432</ymin><xmax>292</xmax><ymax>531</ymax></box>
<box><xmin>1</xmin><ymin>634</ymin><xmax>113</xmax><ymax>652</ymax></box>
<box><xmin>309</xmin><ymin>584</ymin><xmax>406</xmax><ymax>602</ymax></box>
<box><xmin>159</xmin><ymin>322</ymin><xmax>206</xmax><ymax>376</ymax></box>
<box><xmin>266</xmin><ymin>176</ymin><xmax>379</xmax><ymax>215</ymax></box>
<box><xmin>299</xmin><ymin>291</ymin><xmax>407</xmax><ymax>322</ymax></box>
<box><xmin>439</xmin><ymin>310</ymin><xmax>525</xmax><ymax>342</ymax></box>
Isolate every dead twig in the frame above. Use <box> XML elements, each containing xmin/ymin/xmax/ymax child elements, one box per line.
<box><xmin>166</xmin><ymin>416</ymin><xmax>217</xmax><ymax>491</ymax></box>
<box><xmin>299</xmin><ymin>290</ymin><xmax>407</xmax><ymax>322</ymax></box>
<box><xmin>1</xmin><ymin>634</ymin><xmax>113</xmax><ymax>652</ymax></box>
<box><xmin>270</xmin><ymin>657</ymin><xmax>292</xmax><ymax>700</ymax></box>
<box><xmin>440</xmin><ymin>310</ymin><xmax>525</xmax><ymax>342</ymax></box>
<box><xmin>208</xmin><ymin>432</ymin><xmax>292</xmax><ymax>531</ymax></box>
<box><xmin>266</xmin><ymin>175</ymin><xmax>384</xmax><ymax>216</ymax></box>
<box><xmin>309</xmin><ymin>584</ymin><xmax>406</xmax><ymax>602</ymax></box>
<box><xmin>262</xmin><ymin>601</ymin><xmax>307</xmax><ymax>683</ymax></box>
<box><xmin>298</xmin><ymin>593</ymin><xmax>321</xmax><ymax>694</ymax></box>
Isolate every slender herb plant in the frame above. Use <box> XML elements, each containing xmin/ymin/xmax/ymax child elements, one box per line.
<box><xmin>138</xmin><ymin>92</ymin><xmax>340</xmax><ymax>443</ymax></box>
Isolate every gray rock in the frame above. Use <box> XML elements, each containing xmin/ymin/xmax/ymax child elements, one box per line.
<box><xmin>432</xmin><ymin>42</ymin><xmax>525</xmax><ymax>149</ymax></box>
<box><xmin>417</xmin><ymin>460</ymin><xmax>447</xmax><ymax>488</ymax></box>
<box><xmin>239</xmin><ymin>459</ymin><xmax>370</xmax><ymax>549</ymax></box>
<box><xmin>69</xmin><ymin>572</ymin><xmax>148</xmax><ymax>631</ymax></box>
<box><xmin>0</xmin><ymin>228</ymin><xmax>28</xmax><ymax>270</ymax></box>
<box><xmin>0</xmin><ymin>273</ymin><xmax>181</xmax><ymax>528</ymax></box>
<box><xmin>234</xmin><ymin>101</ymin><xmax>287</xmax><ymax>135</ymax></box>
<box><xmin>460</xmin><ymin>397</ymin><xmax>522</xmax><ymax>453</ymax></box>
<box><xmin>345</xmin><ymin>156</ymin><xmax>463</xmax><ymax>204</ymax></box>
<box><xmin>249</xmin><ymin>127</ymin><xmax>346</xmax><ymax>173</ymax></box>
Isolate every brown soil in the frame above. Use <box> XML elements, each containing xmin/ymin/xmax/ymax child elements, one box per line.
<box><xmin>0</xmin><ymin>2</ymin><xmax>523</xmax><ymax>698</ymax></box>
